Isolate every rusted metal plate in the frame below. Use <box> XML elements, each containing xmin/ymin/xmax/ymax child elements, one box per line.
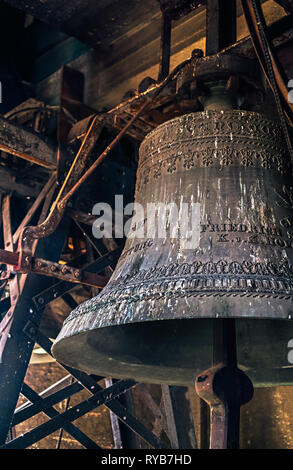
<box><xmin>0</xmin><ymin>248</ymin><xmax>109</xmax><ymax>288</ymax></box>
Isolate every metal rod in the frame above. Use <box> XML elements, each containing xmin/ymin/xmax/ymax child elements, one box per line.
<box><xmin>206</xmin><ymin>0</ymin><xmax>236</xmax><ymax>55</ymax></box>
<box><xmin>57</xmin><ymin>100</ymin><xmax>151</xmax><ymax>209</ymax></box>
<box><xmin>3</xmin><ymin>380</ymin><xmax>137</xmax><ymax>449</ymax></box>
<box><xmin>56</xmin><ymin>377</ymin><xmax>74</xmax><ymax>449</ymax></box>
<box><xmin>13</xmin><ymin>172</ymin><xmax>57</xmax><ymax>245</ymax></box>
<box><xmin>213</xmin><ymin>319</ymin><xmax>237</xmax><ymax>368</ymax></box>
<box><xmin>19</xmin><ymin>383</ymin><xmax>101</xmax><ymax>449</ymax></box>
<box><xmin>158</xmin><ymin>13</ymin><xmax>172</xmax><ymax>82</ymax></box>
<box><xmin>13</xmin><ymin>381</ymin><xmax>83</xmax><ymax>426</ymax></box>
<box><xmin>212</xmin><ymin>318</ymin><xmax>239</xmax><ymax>448</ymax></box>
<box><xmin>0</xmin><ymin>144</ymin><xmax>56</xmax><ymax>170</ymax></box>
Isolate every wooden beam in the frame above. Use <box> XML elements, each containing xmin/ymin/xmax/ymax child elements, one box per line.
<box><xmin>0</xmin><ymin>116</ymin><xmax>57</xmax><ymax>169</ymax></box>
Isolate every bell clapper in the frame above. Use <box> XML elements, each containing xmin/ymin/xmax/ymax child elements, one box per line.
<box><xmin>195</xmin><ymin>319</ymin><xmax>254</xmax><ymax>449</ymax></box>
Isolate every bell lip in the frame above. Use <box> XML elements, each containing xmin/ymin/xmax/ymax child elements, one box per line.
<box><xmin>55</xmin><ymin>291</ymin><xmax>293</xmax><ymax>342</ymax></box>
<box><xmin>52</xmin><ymin>309</ymin><xmax>293</xmax><ymax>349</ymax></box>
<box><xmin>51</xmin><ymin>316</ymin><xmax>293</xmax><ymax>387</ymax></box>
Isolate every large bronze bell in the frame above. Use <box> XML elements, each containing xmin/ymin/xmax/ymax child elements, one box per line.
<box><xmin>52</xmin><ymin>97</ymin><xmax>293</xmax><ymax>386</ymax></box>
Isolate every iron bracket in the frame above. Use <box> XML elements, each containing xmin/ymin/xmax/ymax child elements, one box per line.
<box><xmin>0</xmin><ymin>248</ymin><xmax>109</xmax><ymax>289</ymax></box>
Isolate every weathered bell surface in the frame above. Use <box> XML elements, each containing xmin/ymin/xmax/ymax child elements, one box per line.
<box><xmin>52</xmin><ymin>109</ymin><xmax>293</xmax><ymax>386</ymax></box>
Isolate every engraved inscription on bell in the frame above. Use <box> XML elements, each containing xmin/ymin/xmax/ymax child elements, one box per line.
<box><xmin>74</xmin><ymin>110</ymin><xmax>293</xmax><ymax>324</ymax></box>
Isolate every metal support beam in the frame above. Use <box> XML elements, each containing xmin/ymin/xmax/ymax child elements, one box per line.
<box><xmin>26</xmin><ymin>329</ymin><xmax>168</xmax><ymax>449</ymax></box>
<box><xmin>0</xmin><ymin>248</ymin><xmax>109</xmax><ymax>288</ymax></box>
<box><xmin>18</xmin><ymin>383</ymin><xmax>102</xmax><ymax>449</ymax></box>
<box><xmin>12</xmin><ymin>380</ymin><xmax>84</xmax><ymax>426</ymax></box>
<box><xmin>12</xmin><ymin>172</ymin><xmax>57</xmax><ymax>245</ymax></box>
<box><xmin>0</xmin><ymin>168</ymin><xmax>40</xmax><ymax>198</ymax></box>
<box><xmin>158</xmin><ymin>13</ymin><xmax>172</xmax><ymax>82</ymax></box>
<box><xmin>162</xmin><ymin>385</ymin><xmax>197</xmax><ymax>449</ymax></box>
<box><xmin>32</xmin><ymin>246</ymin><xmax>123</xmax><ymax>310</ymax></box>
<box><xmin>4</xmin><ymin>379</ymin><xmax>136</xmax><ymax>449</ymax></box>
<box><xmin>0</xmin><ymin>208</ymin><xmax>70</xmax><ymax>444</ymax></box>
<box><xmin>199</xmin><ymin>398</ymin><xmax>210</xmax><ymax>449</ymax></box>
<box><xmin>205</xmin><ymin>0</ymin><xmax>236</xmax><ymax>55</ymax></box>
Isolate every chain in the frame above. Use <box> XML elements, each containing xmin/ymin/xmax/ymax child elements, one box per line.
<box><xmin>250</xmin><ymin>0</ymin><xmax>293</xmax><ymax>168</ymax></box>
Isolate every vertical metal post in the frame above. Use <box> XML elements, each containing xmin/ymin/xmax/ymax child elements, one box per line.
<box><xmin>213</xmin><ymin>319</ymin><xmax>237</xmax><ymax>368</ymax></box>
<box><xmin>158</xmin><ymin>12</ymin><xmax>172</xmax><ymax>82</ymax></box>
<box><xmin>206</xmin><ymin>0</ymin><xmax>236</xmax><ymax>55</ymax></box>
<box><xmin>57</xmin><ymin>65</ymin><xmax>85</xmax><ymax>187</ymax></box>
<box><xmin>58</xmin><ymin>65</ymin><xmax>85</xmax><ymax>144</ymax></box>
<box><xmin>212</xmin><ymin>319</ymin><xmax>239</xmax><ymax>448</ymax></box>
<box><xmin>199</xmin><ymin>398</ymin><xmax>210</xmax><ymax>449</ymax></box>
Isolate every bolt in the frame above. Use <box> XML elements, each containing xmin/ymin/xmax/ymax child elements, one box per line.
<box><xmin>50</xmin><ymin>265</ymin><xmax>56</xmax><ymax>272</ymax></box>
<box><xmin>61</xmin><ymin>266</ymin><xmax>68</xmax><ymax>274</ymax></box>
<box><xmin>191</xmin><ymin>48</ymin><xmax>203</xmax><ymax>59</ymax></box>
<box><xmin>28</xmin><ymin>326</ymin><xmax>36</xmax><ymax>336</ymax></box>
<box><xmin>74</xmin><ymin>270</ymin><xmax>80</xmax><ymax>278</ymax></box>
<box><xmin>38</xmin><ymin>297</ymin><xmax>44</xmax><ymax>304</ymax></box>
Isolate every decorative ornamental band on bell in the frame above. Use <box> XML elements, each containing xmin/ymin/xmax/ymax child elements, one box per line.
<box><xmin>52</xmin><ymin>109</ymin><xmax>293</xmax><ymax>386</ymax></box>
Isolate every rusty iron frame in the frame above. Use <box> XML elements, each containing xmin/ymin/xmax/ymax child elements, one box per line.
<box><xmin>2</xmin><ymin>327</ymin><xmax>167</xmax><ymax>450</ymax></box>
